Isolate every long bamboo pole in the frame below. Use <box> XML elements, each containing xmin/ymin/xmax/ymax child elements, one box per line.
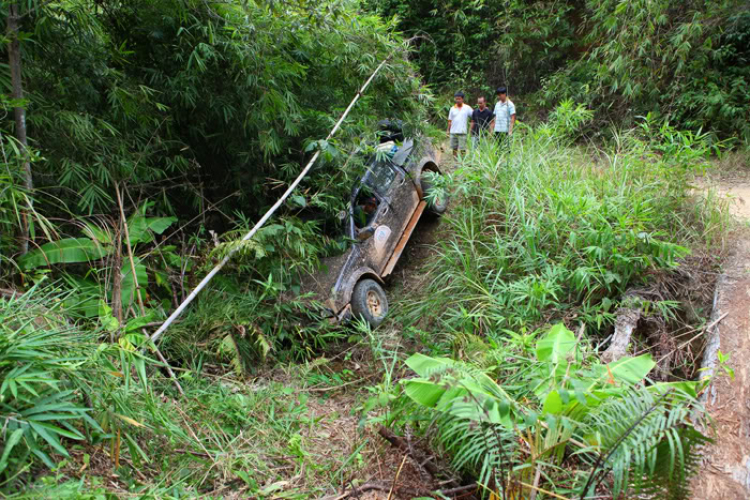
<box><xmin>150</xmin><ymin>53</ymin><xmax>395</xmax><ymax>344</ymax></box>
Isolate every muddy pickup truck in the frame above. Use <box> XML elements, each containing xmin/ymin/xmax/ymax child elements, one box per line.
<box><xmin>300</xmin><ymin>126</ymin><xmax>446</xmax><ymax>328</ymax></box>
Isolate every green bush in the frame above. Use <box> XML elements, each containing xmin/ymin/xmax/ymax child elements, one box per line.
<box><xmin>405</xmin><ymin>103</ymin><xmax>718</xmax><ymax>336</ymax></box>
<box><xmin>397</xmin><ymin>323</ymin><xmax>709</xmax><ymax>498</ymax></box>
<box><xmin>2</xmin><ymin>0</ymin><xmax>430</xmax><ymax>256</ymax></box>
<box><xmin>0</xmin><ymin>286</ymin><xmax>191</xmax><ymax>488</ymax></box>
<box><xmin>542</xmin><ymin>1</ymin><xmax>750</xmax><ymax>142</ymax></box>
<box><xmin>370</xmin><ymin>0</ymin><xmax>749</xmax><ymax>141</ymax></box>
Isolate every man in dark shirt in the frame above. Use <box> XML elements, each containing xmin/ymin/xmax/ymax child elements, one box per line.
<box><xmin>470</xmin><ymin>96</ymin><xmax>494</xmax><ymax>147</ymax></box>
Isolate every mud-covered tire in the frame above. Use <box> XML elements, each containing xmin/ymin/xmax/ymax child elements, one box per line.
<box><xmin>351</xmin><ymin>279</ymin><xmax>388</xmax><ymax>328</ymax></box>
<box><xmin>421</xmin><ymin>177</ymin><xmax>449</xmax><ymax>215</ymax></box>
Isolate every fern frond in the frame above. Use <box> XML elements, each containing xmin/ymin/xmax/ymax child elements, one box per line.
<box><xmin>431</xmin><ymin>413</ymin><xmax>518</xmax><ymax>489</ymax></box>
<box><xmin>579</xmin><ymin>387</ymin><xmax>710</xmax><ymax>499</ymax></box>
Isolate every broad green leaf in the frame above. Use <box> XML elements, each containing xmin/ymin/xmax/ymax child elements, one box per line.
<box><xmin>543</xmin><ymin>390</ymin><xmax>564</xmax><ymax>414</ymax></box>
<box><xmin>127</xmin><ymin>215</ymin><xmax>177</xmax><ymax>244</ymax></box>
<box><xmin>649</xmin><ymin>381</ymin><xmax>698</xmax><ymax>399</ymax></box>
<box><xmin>289</xmin><ymin>195</ymin><xmax>306</xmax><ymax>208</ymax></box>
<box><xmin>587</xmin><ymin>354</ymin><xmax>656</xmax><ymax>391</ymax></box>
<box><xmin>536</xmin><ymin>324</ymin><xmax>576</xmax><ymax>363</ymax></box>
<box><xmin>19</xmin><ymin>238</ymin><xmax>112</xmax><ymax>270</ymax></box>
<box><xmin>128</xmin><ymin>215</ymin><xmax>149</xmax><ymax>244</ymax></box>
<box><xmin>121</xmin><ymin>258</ymin><xmax>148</xmax><ymax>311</ymax></box>
<box><xmin>125</xmin><ymin>312</ymin><xmax>157</xmax><ymax>333</ymax></box>
<box><xmin>147</xmin><ymin>216</ymin><xmax>177</xmax><ymax>235</ymax></box>
<box><xmin>99</xmin><ymin>301</ymin><xmax>120</xmax><ymax>332</ymax></box>
<box><xmin>404</xmin><ymin>353</ymin><xmax>454</xmax><ymax>377</ymax></box>
<box><xmin>607</xmin><ymin>354</ymin><xmax>656</xmax><ymax>384</ymax></box>
<box><xmin>403</xmin><ymin>379</ymin><xmax>447</xmax><ymax>407</ymax></box>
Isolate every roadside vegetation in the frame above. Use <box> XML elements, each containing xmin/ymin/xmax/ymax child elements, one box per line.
<box><xmin>368</xmin><ymin>0</ymin><xmax>750</xmax><ymax>142</ymax></box>
<box><xmin>1</xmin><ymin>0</ymin><xmax>747</xmax><ymax>498</ymax></box>
<box><xmin>374</xmin><ymin>106</ymin><xmax>726</xmax><ymax>498</ymax></box>
<box><xmin>2</xmin><ymin>101</ymin><xmax>731</xmax><ymax>498</ymax></box>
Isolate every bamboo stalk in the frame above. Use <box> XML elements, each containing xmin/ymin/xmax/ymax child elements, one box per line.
<box><xmin>115</xmin><ymin>184</ymin><xmax>146</xmax><ymax>314</ymax></box>
<box><xmin>115</xmin><ymin>183</ymin><xmax>185</xmax><ymax>396</ymax></box>
<box><xmin>8</xmin><ymin>2</ymin><xmax>33</xmax><ymax>255</ymax></box>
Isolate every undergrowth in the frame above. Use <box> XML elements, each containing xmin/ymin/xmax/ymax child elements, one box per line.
<box><xmin>405</xmin><ymin>105</ymin><xmax>724</xmax><ymax>341</ymax></box>
<box><xmin>375</xmin><ymin>104</ymin><xmax>725</xmax><ymax>498</ymax></box>
<box><xmin>1</xmin><ymin>103</ymin><xmax>728</xmax><ymax>498</ymax></box>
<box><xmin>1</xmin><ymin>287</ymin><xmax>373</xmax><ymax>498</ymax></box>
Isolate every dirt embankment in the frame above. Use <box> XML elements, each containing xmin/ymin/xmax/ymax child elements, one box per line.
<box><xmin>693</xmin><ymin>182</ymin><xmax>750</xmax><ymax>499</ymax></box>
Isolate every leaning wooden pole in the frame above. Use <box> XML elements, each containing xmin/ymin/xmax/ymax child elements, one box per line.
<box><xmin>150</xmin><ymin>53</ymin><xmax>395</xmax><ymax>344</ymax></box>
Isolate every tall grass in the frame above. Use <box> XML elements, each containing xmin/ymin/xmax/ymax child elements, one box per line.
<box><xmin>0</xmin><ymin>285</ymin><xmax>198</xmax><ymax>491</ymax></box>
<box><xmin>407</xmin><ymin>107</ymin><xmax>722</xmax><ymax>338</ymax></box>
<box><xmin>381</xmin><ymin>105</ymin><xmax>724</xmax><ymax>499</ymax></box>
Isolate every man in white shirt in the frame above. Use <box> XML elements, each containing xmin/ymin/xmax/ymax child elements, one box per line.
<box><xmin>490</xmin><ymin>86</ymin><xmax>516</xmax><ymax>146</ymax></box>
<box><xmin>447</xmin><ymin>91</ymin><xmax>473</xmax><ymax>157</ymax></box>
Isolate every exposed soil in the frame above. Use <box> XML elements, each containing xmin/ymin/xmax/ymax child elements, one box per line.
<box><xmin>711</xmin><ymin>183</ymin><xmax>750</xmax><ymax>220</ymax></box>
<box><xmin>692</xmin><ymin>182</ymin><xmax>750</xmax><ymax>498</ymax></box>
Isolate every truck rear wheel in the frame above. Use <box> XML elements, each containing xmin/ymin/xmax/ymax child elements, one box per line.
<box><xmin>421</xmin><ymin>177</ymin><xmax>448</xmax><ymax>215</ymax></box>
<box><xmin>351</xmin><ymin>279</ymin><xmax>388</xmax><ymax>328</ymax></box>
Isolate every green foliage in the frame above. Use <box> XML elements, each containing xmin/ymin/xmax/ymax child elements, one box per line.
<box><xmin>19</xmin><ymin>237</ymin><xmax>111</xmax><ymax>270</ymax></box>
<box><xmin>542</xmin><ymin>1</ymin><xmax>750</xmax><ymax>141</ymax></box>
<box><xmin>365</xmin><ymin>0</ymin><xmax>576</xmax><ymax>94</ymax></box>
<box><xmin>581</xmin><ymin>387</ymin><xmax>709</xmax><ymax>499</ymax></box>
<box><xmin>162</xmin><ymin>278</ymin><xmax>346</xmax><ymax>370</ymax></box>
<box><xmin>372</xmin><ymin>0</ymin><xmax>748</xmax><ymax>141</ymax></box>
<box><xmin>0</xmin><ymin>286</ymin><xmax>186</xmax><ymax>486</ymax></box>
<box><xmin>1</xmin><ymin>0</ymin><xmax>428</xmax><ymax>222</ymax></box>
<box><xmin>405</xmin><ymin>104</ymin><xmax>714</xmax><ymax>336</ymax></box>
<box><xmin>396</xmin><ymin>323</ymin><xmax>709</xmax><ymax>498</ymax></box>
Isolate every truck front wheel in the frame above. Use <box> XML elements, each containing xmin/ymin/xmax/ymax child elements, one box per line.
<box><xmin>351</xmin><ymin>279</ymin><xmax>388</xmax><ymax>328</ymax></box>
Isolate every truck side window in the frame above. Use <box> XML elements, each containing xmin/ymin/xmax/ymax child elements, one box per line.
<box><xmin>353</xmin><ymin>192</ymin><xmax>379</xmax><ymax>229</ymax></box>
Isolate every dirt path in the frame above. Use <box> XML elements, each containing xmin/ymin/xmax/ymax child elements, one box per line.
<box><xmin>693</xmin><ymin>183</ymin><xmax>750</xmax><ymax>499</ymax></box>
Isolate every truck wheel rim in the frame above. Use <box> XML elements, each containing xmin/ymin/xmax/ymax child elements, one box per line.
<box><xmin>367</xmin><ymin>291</ymin><xmax>383</xmax><ymax>317</ymax></box>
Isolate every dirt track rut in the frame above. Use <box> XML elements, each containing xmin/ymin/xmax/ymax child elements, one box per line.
<box><xmin>693</xmin><ymin>184</ymin><xmax>750</xmax><ymax>499</ymax></box>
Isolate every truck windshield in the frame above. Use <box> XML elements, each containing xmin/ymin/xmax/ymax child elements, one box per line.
<box><xmin>362</xmin><ymin>160</ymin><xmax>397</xmax><ymax>196</ymax></box>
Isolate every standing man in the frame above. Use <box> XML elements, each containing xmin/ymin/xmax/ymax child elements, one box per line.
<box><xmin>470</xmin><ymin>96</ymin><xmax>494</xmax><ymax>147</ymax></box>
<box><xmin>490</xmin><ymin>86</ymin><xmax>516</xmax><ymax>145</ymax></box>
<box><xmin>447</xmin><ymin>91</ymin><xmax>473</xmax><ymax>157</ymax></box>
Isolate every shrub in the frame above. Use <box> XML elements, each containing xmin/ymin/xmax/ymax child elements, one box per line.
<box><xmin>0</xmin><ymin>286</ymin><xmax>188</xmax><ymax>487</ymax></box>
<box><xmin>398</xmin><ymin>324</ymin><xmax>709</xmax><ymax>498</ymax></box>
<box><xmin>405</xmin><ymin>104</ymin><xmax>717</xmax><ymax>336</ymax></box>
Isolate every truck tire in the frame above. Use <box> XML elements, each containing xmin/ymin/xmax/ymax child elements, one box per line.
<box><xmin>421</xmin><ymin>177</ymin><xmax>448</xmax><ymax>215</ymax></box>
<box><xmin>351</xmin><ymin>279</ymin><xmax>388</xmax><ymax>328</ymax></box>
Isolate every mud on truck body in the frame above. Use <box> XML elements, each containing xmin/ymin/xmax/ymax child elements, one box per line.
<box><xmin>299</xmin><ymin>124</ymin><xmax>447</xmax><ymax>328</ymax></box>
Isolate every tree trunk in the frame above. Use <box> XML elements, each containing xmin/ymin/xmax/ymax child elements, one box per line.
<box><xmin>8</xmin><ymin>2</ymin><xmax>33</xmax><ymax>256</ymax></box>
<box><xmin>601</xmin><ymin>306</ymin><xmax>642</xmax><ymax>363</ymax></box>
